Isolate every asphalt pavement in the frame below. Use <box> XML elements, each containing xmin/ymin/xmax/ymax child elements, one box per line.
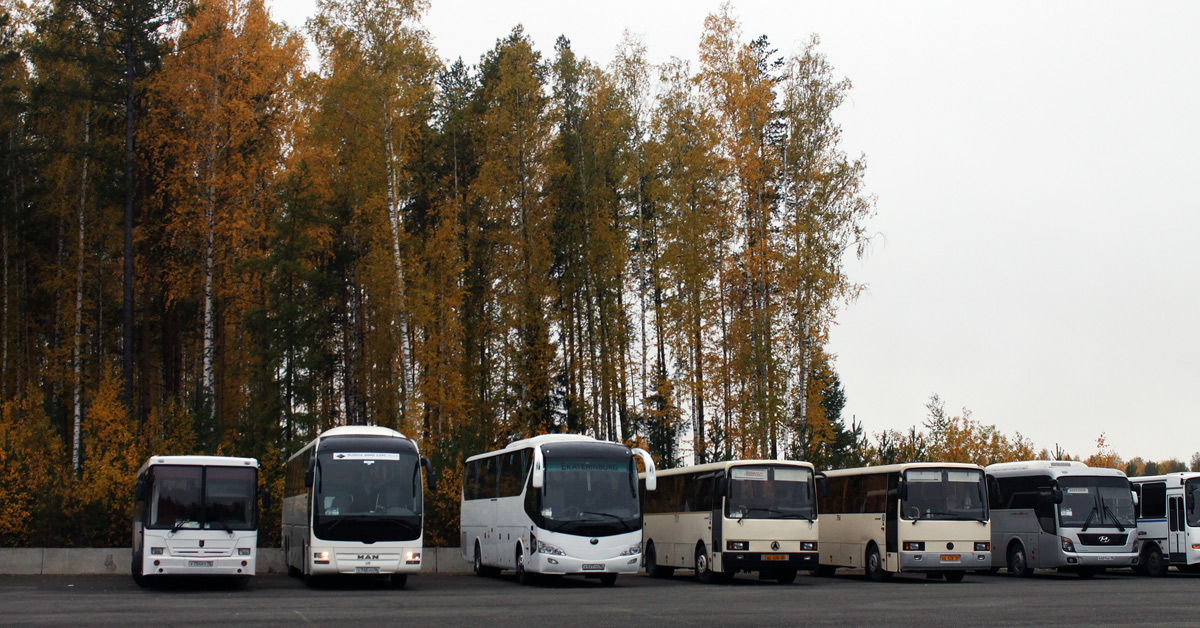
<box><xmin>1</xmin><ymin>568</ymin><xmax>1196</xmax><ymax>627</ymax></box>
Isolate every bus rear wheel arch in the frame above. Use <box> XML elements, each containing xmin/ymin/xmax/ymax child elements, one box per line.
<box><xmin>864</xmin><ymin>543</ymin><xmax>891</xmax><ymax>582</ymax></box>
<box><xmin>645</xmin><ymin>541</ymin><xmax>674</xmax><ymax>579</ymax></box>
<box><xmin>516</xmin><ymin>544</ymin><xmax>536</xmax><ymax>585</ymax></box>
<box><xmin>695</xmin><ymin>543</ymin><xmax>717</xmax><ymax>584</ymax></box>
<box><xmin>1141</xmin><ymin>543</ymin><xmax>1167</xmax><ymax>577</ymax></box>
<box><xmin>1006</xmin><ymin>541</ymin><xmax>1033</xmax><ymax>577</ymax></box>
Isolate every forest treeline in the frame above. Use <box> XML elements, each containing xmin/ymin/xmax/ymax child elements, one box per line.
<box><xmin>0</xmin><ymin>0</ymin><xmax>1193</xmax><ymax>548</ymax></box>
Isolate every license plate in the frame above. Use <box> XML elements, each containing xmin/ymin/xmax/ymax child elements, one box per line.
<box><xmin>582</xmin><ymin>564</ymin><xmax>605</xmax><ymax>571</ymax></box>
<box><xmin>762</xmin><ymin>554</ymin><xmax>787</xmax><ymax>561</ymax></box>
<box><xmin>940</xmin><ymin>555</ymin><xmax>960</xmax><ymax>562</ymax></box>
<box><xmin>187</xmin><ymin>561</ymin><xmax>213</xmax><ymax>568</ymax></box>
<box><xmin>355</xmin><ymin>567</ymin><xmax>380</xmax><ymax>574</ymax></box>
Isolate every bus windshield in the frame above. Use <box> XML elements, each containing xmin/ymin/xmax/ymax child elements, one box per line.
<box><xmin>726</xmin><ymin>465</ymin><xmax>815</xmax><ymax>520</ymax></box>
<box><xmin>902</xmin><ymin>468</ymin><xmax>987</xmax><ymax>522</ymax></box>
<box><xmin>147</xmin><ymin>465</ymin><xmax>257</xmax><ymax>531</ymax></box>
<box><xmin>314</xmin><ymin>450</ymin><xmax>422</xmax><ymax>542</ymax></box>
<box><xmin>540</xmin><ymin>454</ymin><xmax>640</xmax><ymax>536</ymax></box>
<box><xmin>1057</xmin><ymin>476</ymin><xmax>1136</xmax><ymax>529</ymax></box>
<box><xmin>1185</xmin><ymin>478</ymin><xmax>1200</xmax><ymax>528</ymax></box>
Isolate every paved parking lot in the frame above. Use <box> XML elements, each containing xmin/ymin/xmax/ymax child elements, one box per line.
<box><xmin>1</xmin><ymin>568</ymin><xmax>1196</xmax><ymax>627</ymax></box>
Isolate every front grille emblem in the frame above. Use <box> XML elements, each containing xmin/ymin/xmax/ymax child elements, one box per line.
<box><xmin>771</xmin><ymin>541</ymin><xmax>780</xmax><ymax>551</ymax></box>
<box><xmin>1099</xmin><ymin>536</ymin><xmax>1110</xmax><ymax>544</ymax></box>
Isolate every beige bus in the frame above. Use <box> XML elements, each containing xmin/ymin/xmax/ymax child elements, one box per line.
<box><xmin>641</xmin><ymin>460</ymin><xmax>819</xmax><ymax>584</ymax></box>
<box><xmin>817</xmin><ymin>462</ymin><xmax>991</xmax><ymax>583</ymax></box>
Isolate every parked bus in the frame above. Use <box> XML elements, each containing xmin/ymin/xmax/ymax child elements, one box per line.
<box><xmin>986</xmin><ymin>460</ymin><xmax>1138</xmax><ymax>578</ymax></box>
<box><xmin>816</xmin><ymin>463</ymin><xmax>991</xmax><ymax>583</ymax></box>
<box><xmin>131</xmin><ymin>455</ymin><xmax>261</xmax><ymax>588</ymax></box>
<box><xmin>460</xmin><ymin>434</ymin><xmax>657</xmax><ymax>586</ymax></box>
<box><xmin>1131</xmin><ymin>472</ymin><xmax>1200</xmax><ymax>576</ymax></box>
<box><xmin>641</xmin><ymin>460</ymin><xmax>818</xmax><ymax>584</ymax></box>
<box><xmin>283</xmin><ymin>425</ymin><xmax>435</xmax><ymax>587</ymax></box>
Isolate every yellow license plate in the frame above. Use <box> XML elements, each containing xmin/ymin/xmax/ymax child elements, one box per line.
<box><xmin>762</xmin><ymin>554</ymin><xmax>787</xmax><ymax>561</ymax></box>
<box><xmin>940</xmin><ymin>555</ymin><xmax>960</xmax><ymax>562</ymax></box>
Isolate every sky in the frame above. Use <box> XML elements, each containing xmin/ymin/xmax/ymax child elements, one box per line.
<box><xmin>266</xmin><ymin>0</ymin><xmax>1200</xmax><ymax>463</ymax></box>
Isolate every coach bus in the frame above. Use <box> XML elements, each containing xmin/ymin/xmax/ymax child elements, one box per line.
<box><xmin>641</xmin><ymin>460</ymin><xmax>818</xmax><ymax>584</ymax></box>
<box><xmin>131</xmin><ymin>455</ymin><xmax>261</xmax><ymax>588</ymax></box>
<box><xmin>986</xmin><ymin>460</ymin><xmax>1138</xmax><ymax>578</ymax></box>
<box><xmin>283</xmin><ymin>425</ymin><xmax>435</xmax><ymax>587</ymax></box>
<box><xmin>816</xmin><ymin>462</ymin><xmax>991</xmax><ymax>583</ymax></box>
<box><xmin>1131</xmin><ymin>472</ymin><xmax>1200</xmax><ymax>576</ymax></box>
<box><xmin>460</xmin><ymin>434</ymin><xmax>657</xmax><ymax>586</ymax></box>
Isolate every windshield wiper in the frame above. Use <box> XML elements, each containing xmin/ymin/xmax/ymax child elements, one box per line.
<box><xmin>579</xmin><ymin>511</ymin><xmax>632</xmax><ymax>531</ymax></box>
<box><xmin>1100</xmin><ymin>501</ymin><xmax>1125</xmax><ymax>532</ymax></box>
<box><xmin>1079</xmin><ymin>506</ymin><xmax>1099</xmax><ymax>532</ymax></box>
<box><xmin>744</xmin><ymin>506</ymin><xmax>811</xmax><ymax>520</ymax></box>
<box><xmin>171</xmin><ymin>519</ymin><xmax>199</xmax><ymax>533</ymax></box>
<box><xmin>209</xmin><ymin>519</ymin><xmax>234</xmax><ymax>534</ymax></box>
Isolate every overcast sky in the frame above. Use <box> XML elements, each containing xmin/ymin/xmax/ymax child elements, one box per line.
<box><xmin>266</xmin><ymin>1</ymin><xmax>1200</xmax><ymax>463</ymax></box>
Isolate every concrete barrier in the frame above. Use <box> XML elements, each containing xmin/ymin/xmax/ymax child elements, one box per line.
<box><xmin>0</xmin><ymin>548</ymin><xmax>472</xmax><ymax>575</ymax></box>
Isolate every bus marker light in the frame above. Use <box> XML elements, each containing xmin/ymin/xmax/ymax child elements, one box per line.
<box><xmin>1193</xmin><ymin>545</ymin><xmax>1199</xmax><ymax>550</ymax></box>
<box><xmin>153</xmin><ymin>560</ymin><xmax>160</xmax><ymax>566</ymax></box>
<box><xmin>546</xmin><ymin>558</ymin><xmax>559</xmax><ymax>565</ymax></box>
<box><xmin>241</xmin><ymin>561</ymin><xmax>247</xmax><ymax>567</ymax></box>
<box><xmin>903</xmin><ymin>542</ymin><xmax>925</xmax><ymax>551</ymax></box>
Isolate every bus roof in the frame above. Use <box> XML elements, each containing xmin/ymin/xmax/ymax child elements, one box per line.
<box><xmin>138</xmin><ymin>455</ymin><xmax>259</xmax><ymax>476</ymax></box>
<box><xmin>465</xmin><ymin>433</ymin><xmax>626</xmax><ymax>463</ymax></box>
<box><xmin>825</xmin><ymin>458</ymin><xmax>984</xmax><ymax>480</ymax></box>
<box><xmin>1130</xmin><ymin>472</ymin><xmax>1200</xmax><ymax>484</ymax></box>
<box><xmin>650</xmin><ymin>459</ymin><xmax>815</xmax><ymax>478</ymax></box>
<box><xmin>985</xmin><ymin>460</ymin><xmax>1128</xmax><ymax>479</ymax></box>
<box><xmin>286</xmin><ymin>425</ymin><xmax>412</xmax><ymax>462</ymax></box>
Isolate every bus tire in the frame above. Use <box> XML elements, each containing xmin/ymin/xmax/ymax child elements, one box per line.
<box><xmin>775</xmin><ymin>569</ymin><xmax>798</xmax><ymax>584</ymax></box>
<box><xmin>943</xmin><ymin>570</ymin><xmax>966</xmax><ymax>583</ymax></box>
<box><xmin>1076</xmin><ymin>567</ymin><xmax>1098</xmax><ymax>579</ymax></box>
<box><xmin>285</xmin><ymin>539</ymin><xmax>301</xmax><ymax>578</ymax></box>
<box><xmin>599</xmin><ymin>573</ymin><xmax>618</xmax><ymax>586</ymax></box>
<box><xmin>1006</xmin><ymin>542</ymin><xmax>1033</xmax><ymax>577</ymax></box>
<box><xmin>1142</xmin><ymin>544</ymin><xmax>1167</xmax><ymax>577</ymax></box>
<box><xmin>131</xmin><ymin>549</ymin><xmax>151</xmax><ymax>589</ymax></box>
<box><xmin>865</xmin><ymin>544</ymin><xmax>890</xmax><ymax>582</ymax></box>
<box><xmin>390</xmin><ymin>573</ymin><xmax>408</xmax><ymax>588</ymax></box>
<box><xmin>695</xmin><ymin>544</ymin><xmax>717</xmax><ymax>584</ymax></box>
<box><xmin>516</xmin><ymin>546</ymin><xmax>536</xmax><ymax>585</ymax></box>
<box><xmin>646</xmin><ymin>542</ymin><xmax>674</xmax><ymax>578</ymax></box>
<box><xmin>812</xmin><ymin>564</ymin><xmax>837</xmax><ymax>577</ymax></box>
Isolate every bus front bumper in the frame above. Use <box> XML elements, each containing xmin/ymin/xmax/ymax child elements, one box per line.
<box><xmin>528</xmin><ymin>552</ymin><xmax>642</xmax><ymax>575</ymax></box>
<box><xmin>145</xmin><ymin>556</ymin><xmax>255</xmax><ymax>576</ymax></box>
<box><xmin>899</xmin><ymin>551</ymin><xmax>990</xmax><ymax>572</ymax></box>
<box><xmin>1062</xmin><ymin>551</ymin><xmax>1138</xmax><ymax>568</ymax></box>
<box><xmin>717</xmin><ymin>551</ymin><xmax>818</xmax><ymax>573</ymax></box>
<box><xmin>310</xmin><ymin>550</ymin><xmax>423</xmax><ymax>576</ymax></box>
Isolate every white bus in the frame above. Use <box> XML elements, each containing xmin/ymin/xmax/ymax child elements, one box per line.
<box><xmin>460</xmin><ymin>434</ymin><xmax>657</xmax><ymax>586</ymax></box>
<box><xmin>816</xmin><ymin>463</ymin><xmax>991</xmax><ymax>583</ymax></box>
<box><xmin>1131</xmin><ymin>472</ymin><xmax>1200</xmax><ymax>576</ymax></box>
<box><xmin>131</xmin><ymin>455</ymin><xmax>261</xmax><ymax>588</ymax></box>
<box><xmin>283</xmin><ymin>425</ymin><xmax>435</xmax><ymax>587</ymax></box>
<box><xmin>986</xmin><ymin>461</ymin><xmax>1138</xmax><ymax>578</ymax></box>
<box><xmin>641</xmin><ymin>460</ymin><xmax>819</xmax><ymax>584</ymax></box>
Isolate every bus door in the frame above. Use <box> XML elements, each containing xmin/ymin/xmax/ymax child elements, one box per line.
<box><xmin>710</xmin><ymin>472</ymin><xmax>725</xmax><ymax>554</ymax></box>
<box><xmin>1169</xmin><ymin>496</ymin><xmax>1185</xmax><ymax>560</ymax></box>
<box><xmin>885</xmin><ymin>473</ymin><xmax>898</xmax><ymax>554</ymax></box>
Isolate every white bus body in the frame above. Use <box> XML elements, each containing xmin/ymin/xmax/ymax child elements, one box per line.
<box><xmin>817</xmin><ymin>463</ymin><xmax>991</xmax><ymax>583</ymax></box>
<box><xmin>641</xmin><ymin>460</ymin><xmax>819</xmax><ymax>584</ymax></box>
<box><xmin>986</xmin><ymin>461</ymin><xmax>1138</xmax><ymax>577</ymax></box>
<box><xmin>283</xmin><ymin>426</ymin><xmax>434</xmax><ymax>586</ymax></box>
<box><xmin>460</xmin><ymin>434</ymin><xmax>657</xmax><ymax>586</ymax></box>
<box><xmin>1131</xmin><ymin>472</ymin><xmax>1200</xmax><ymax>576</ymax></box>
<box><xmin>131</xmin><ymin>455</ymin><xmax>260</xmax><ymax>587</ymax></box>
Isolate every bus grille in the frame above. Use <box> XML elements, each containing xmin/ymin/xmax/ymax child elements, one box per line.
<box><xmin>1077</xmin><ymin>533</ymin><xmax>1128</xmax><ymax>546</ymax></box>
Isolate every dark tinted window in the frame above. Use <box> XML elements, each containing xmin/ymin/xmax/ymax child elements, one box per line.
<box><xmin>1138</xmin><ymin>482</ymin><xmax>1166</xmax><ymax>519</ymax></box>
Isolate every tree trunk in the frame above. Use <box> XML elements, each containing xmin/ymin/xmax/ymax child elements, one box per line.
<box><xmin>73</xmin><ymin>108</ymin><xmax>91</xmax><ymax>474</ymax></box>
<box><xmin>122</xmin><ymin>28</ymin><xmax>135</xmax><ymax>415</ymax></box>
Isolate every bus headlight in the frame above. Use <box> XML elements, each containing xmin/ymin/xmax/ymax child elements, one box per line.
<box><xmin>975</xmin><ymin>542</ymin><xmax>990</xmax><ymax>552</ymax></box>
<box><xmin>537</xmin><ymin>540</ymin><xmax>565</xmax><ymax>556</ymax></box>
<box><xmin>903</xmin><ymin>542</ymin><xmax>925</xmax><ymax>551</ymax></box>
<box><xmin>620</xmin><ymin>543</ymin><xmax>642</xmax><ymax>556</ymax></box>
<box><xmin>406</xmin><ymin>551</ymin><xmax>421</xmax><ymax>564</ymax></box>
<box><xmin>727</xmin><ymin>541</ymin><xmax>748</xmax><ymax>551</ymax></box>
<box><xmin>150</xmin><ymin>547</ymin><xmax>164</xmax><ymax>555</ymax></box>
<box><xmin>238</xmin><ymin>548</ymin><xmax>252</xmax><ymax>556</ymax></box>
<box><xmin>801</xmin><ymin>542</ymin><xmax>818</xmax><ymax>551</ymax></box>
<box><xmin>1060</xmin><ymin>537</ymin><xmax>1075</xmax><ymax>553</ymax></box>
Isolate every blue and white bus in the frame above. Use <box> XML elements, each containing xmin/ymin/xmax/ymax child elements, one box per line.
<box><xmin>1131</xmin><ymin>472</ymin><xmax>1200</xmax><ymax>576</ymax></box>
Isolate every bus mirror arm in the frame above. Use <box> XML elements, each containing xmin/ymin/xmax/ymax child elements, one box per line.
<box><xmin>532</xmin><ymin>447</ymin><xmax>545</xmax><ymax>489</ymax></box>
<box><xmin>633</xmin><ymin>448</ymin><xmax>656</xmax><ymax>491</ymax></box>
<box><xmin>422</xmin><ymin>457</ymin><xmax>437</xmax><ymax>490</ymax></box>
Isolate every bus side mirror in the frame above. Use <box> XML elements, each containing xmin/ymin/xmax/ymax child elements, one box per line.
<box><xmin>422</xmin><ymin>457</ymin><xmax>437</xmax><ymax>490</ymax></box>
<box><xmin>1131</xmin><ymin>490</ymin><xmax>1139</xmax><ymax>507</ymax></box>
<box><xmin>304</xmin><ymin>457</ymin><xmax>315</xmax><ymax>488</ymax></box>
<box><xmin>1052</xmin><ymin>488</ymin><xmax>1064</xmax><ymax>504</ymax></box>
<box><xmin>633</xmin><ymin>448</ymin><xmax>656</xmax><ymax>491</ymax></box>
<box><xmin>532</xmin><ymin>447</ymin><xmax>545</xmax><ymax>489</ymax></box>
<box><xmin>988</xmin><ymin>477</ymin><xmax>1001</xmax><ymax>501</ymax></box>
<box><xmin>816</xmin><ymin>472</ymin><xmax>829</xmax><ymax>497</ymax></box>
<box><xmin>134</xmin><ymin>477</ymin><xmax>148</xmax><ymax>501</ymax></box>
<box><xmin>260</xmin><ymin>489</ymin><xmax>272</xmax><ymax>512</ymax></box>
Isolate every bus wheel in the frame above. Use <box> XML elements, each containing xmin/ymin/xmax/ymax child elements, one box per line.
<box><xmin>390</xmin><ymin>573</ymin><xmax>408</xmax><ymax>588</ymax></box>
<box><xmin>646</xmin><ymin>542</ymin><xmax>674</xmax><ymax>579</ymax></box>
<box><xmin>775</xmin><ymin>569</ymin><xmax>798</xmax><ymax>584</ymax></box>
<box><xmin>516</xmin><ymin>546</ymin><xmax>536</xmax><ymax>585</ymax></box>
<box><xmin>865</xmin><ymin>544</ymin><xmax>890</xmax><ymax>582</ymax></box>
<box><xmin>695</xmin><ymin>544</ymin><xmax>716</xmax><ymax>584</ymax></box>
<box><xmin>812</xmin><ymin>564</ymin><xmax>837</xmax><ymax>577</ymax></box>
<box><xmin>1076</xmin><ymin>567</ymin><xmax>1098</xmax><ymax>579</ymax></box>
<box><xmin>1006</xmin><ymin>543</ymin><xmax>1032</xmax><ymax>577</ymax></box>
<box><xmin>1142</xmin><ymin>544</ymin><xmax>1167</xmax><ymax>577</ymax></box>
<box><xmin>599</xmin><ymin>574</ymin><xmax>618</xmax><ymax>587</ymax></box>
<box><xmin>131</xmin><ymin>550</ymin><xmax>151</xmax><ymax>589</ymax></box>
<box><xmin>943</xmin><ymin>570</ymin><xmax>966</xmax><ymax>583</ymax></box>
